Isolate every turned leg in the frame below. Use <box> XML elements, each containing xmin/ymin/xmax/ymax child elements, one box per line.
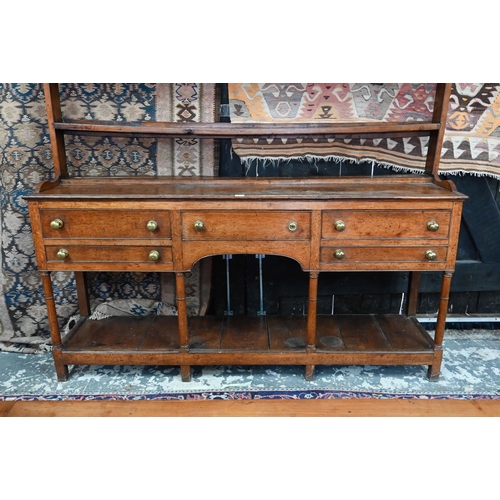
<box><xmin>305</xmin><ymin>272</ymin><xmax>319</xmax><ymax>381</ymax></box>
<box><xmin>427</xmin><ymin>271</ymin><xmax>453</xmax><ymax>381</ymax></box>
<box><xmin>175</xmin><ymin>272</ymin><xmax>191</xmax><ymax>382</ymax></box>
<box><xmin>41</xmin><ymin>271</ymin><xmax>68</xmax><ymax>381</ymax></box>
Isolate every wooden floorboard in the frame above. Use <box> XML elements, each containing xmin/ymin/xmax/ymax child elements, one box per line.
<box><xmin>0</xmin><ymin>402</ymin><xmax>16</xmax><ymax>417</ymax></box>
<box><xmin>2</xmin><ymin>399</ymin><xmax>499</xmax><ymax>417</ymax></box>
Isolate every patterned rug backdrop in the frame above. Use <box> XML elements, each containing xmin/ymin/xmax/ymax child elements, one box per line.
<box><xmin>229</xmin><ymin>83</ymin><xmax>500</xmax><ymax>179</ymax></box>
<box><xmin>0</xmin><ymin>83</ymin><xmax>217</xmax><ymax>353</ymax></box>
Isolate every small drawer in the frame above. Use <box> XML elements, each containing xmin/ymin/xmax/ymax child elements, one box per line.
<box><xmin>45</xmin><ymin>245</ymin><xmax>173</xmax><ymax>270</ymax></box>
<box><xmin>182</xmin><ymin>211</ymin><xmax>311</xmax><ymax>240</ymax></box>
<box><xmin>41</xmin><ymin>209</ymin><xmax>171</xmax><ymax>240</ymax></box>
<box><xmin>320</xmin><ymin>245</ymin><xmax>448</xmax><ymax>264</ymax></box>
<box><xmin>322</xmin><ymin>210</ymin><xmax>451</xmax><ymax>240</ymax></box>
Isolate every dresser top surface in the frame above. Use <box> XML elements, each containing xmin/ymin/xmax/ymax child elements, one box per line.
<box><xmin>27</xmin><ymin>175</ymin><xmax>467</xmax><ymax>201</ymax></box>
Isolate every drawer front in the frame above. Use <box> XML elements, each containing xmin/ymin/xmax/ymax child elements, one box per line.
<box><xmin>320</xmin><ymin>245</ymin><xmax>448</xmax><ymax>264</ymax></box>
<box><xmin>45</xmin><ymin>245</ymin><xmax>173</xmax><ymax>269</ymax></box>
<box><xmin>40</xmin><ymin>210</ymin><xmax>171</xmax><ymax>240</ymax></box>
<box><xmin>322</xmin><ymin>210</ymin><xmax>451</xmax><ymax>240</ymax></box>
<box><xmin>182</xmin><ymin>211</ymin><xmax>311</xmax><ymax>240</ymax></box>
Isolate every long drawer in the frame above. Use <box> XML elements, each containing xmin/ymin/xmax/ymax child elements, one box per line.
<box><xmin>182</xmin><ymin>211</ymin><xmax>311</xmax><ymax>240</ymax></box>
<box><xmin>40</xmin><ymin>209</ymin><xmax>171</xmax><ymax>240</ymax></box>
<box><xmin>320</xmin><ymin>245</ymin><xmax>448</xmax><ymax>270</ymax></box>
<box><xmin>44</xmin><ymin>245</ymin><xmax>173</xmax><ymax>271</ymax></box>
<box><xmin>322</xmin><ymin>210</ymin><xmax>451</xmax><ymax>240</ymax></box>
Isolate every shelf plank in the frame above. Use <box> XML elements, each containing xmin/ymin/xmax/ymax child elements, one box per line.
<box><xmin>315</xmin><ymin>315</ymin><xmax>345</xmax><ymax>350</ymax></box>
<box><xmin>90</xmin><ymin>316</ymin><xmax>154</xmax><ymax>351</ymax></box>
<box><xmin>268</xmin><ymin>315</ymin><xmax>307</xmax><ymax>350</ymax></box>
<box><xmin>53</xmin><ymin>120</ymin><xmax>441</xmax><ymax>138</ymax></box>
<box><xmin>335</xmin><ymin>315</ymin><xmax>391</xmax><ymax>350</ymax></box>
<box><xmin>374</xmin><ymin>315</ymin><xmax>433</xmax><ymax>350</ymax></box>
<box><xmin>64</xmin><ymin>317</ymin><xmax>110</xmax><ymax>349</ymax></box>
<box><xmin>139</xmin><ymin>316</ymin><xmax>179</xmax><ymax>351</ymax></box>
<box><xmin>220</xmin><ymin>316</ymin><xmax>269</xmax><ymax>350</ymax></box>
<box><xmin>66</xmin><ymin>316</ymin><xmax>154</xmax><ymax>351</ymax></box>
<box><xmin>188</xmin><ymin>316</ymin><xmax>223</xmax><ymax>349</ymax></box>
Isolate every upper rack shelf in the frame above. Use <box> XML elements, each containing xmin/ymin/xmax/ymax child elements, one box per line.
<box><xmin>53</xmin><ymin>120</ymin><xmax>442</xmax><ymax>139</ymax></box>
<box><xmin>43</xmin><ymin>83</ymin><xmax>453</xmax><ymax>180</ymax></box>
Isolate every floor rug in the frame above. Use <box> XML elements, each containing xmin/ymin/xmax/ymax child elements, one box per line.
<box><xmin>1</xmin><ymin>330</ymin><xmax>499</xmax><ymax>402</ymax></box>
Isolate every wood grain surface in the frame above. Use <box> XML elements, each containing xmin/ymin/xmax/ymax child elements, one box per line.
<box><xmin>23</xmin><ymin>83</ymin><xmax>465</xmax><ymax>383</ymax></box>
<box><xmin>2</xmin><ymin>398</ymin><xmax>499</xmax><ymax>417</ymax></box>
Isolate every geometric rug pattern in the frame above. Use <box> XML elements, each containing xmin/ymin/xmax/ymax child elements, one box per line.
<box><xmin>229</xmin><ymin>83</ymin><xmax>500</xmax><ymax>179</ymax></box>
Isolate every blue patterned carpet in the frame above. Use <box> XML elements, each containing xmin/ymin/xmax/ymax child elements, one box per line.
<box><xmin>1</xmin><ymin>330</ymin><xmax>499</xmax><ymax>401</ymax></box>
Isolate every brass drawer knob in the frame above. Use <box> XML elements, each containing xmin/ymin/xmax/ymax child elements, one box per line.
<box><xmin>334</xmin><ymin>220</ymin><xmax>346</xmax><ymax>231</ymax></box>
<box><xmin>149</xmin><ymin>250</ymin><xmax>160</xmax><ymax>261</ymax></box>
<box><xmin>56</xmin><ymin>248</ymin><xmax>69</xmax><ymax>260</ymax></box>
<box><xmin>334</xmin><ymin>249</ymin><xmax>345</xmax><ymax>260</ymax></box>
<box><xmin>146</xmin><ymin>220</ymin><xmax>158</xmax><ymax>232</ymax></box>
<box><xmin>425</xmin><ymin>249</ymin><xmax>437</xmax><ymax>261</ymax></box>
<box><xmin>194</xmin><ymin>220</ymin><xmax>205</xmax><ymax>232</ymax></box>
<box><xmin>288</xmin><ymin>221</ymin><xmax>298</xmax><ymax>232</ymax></box>
<box><xmin>50</xmin><ymin>219</ymin><xmax>64</xmax><ymax>230</ymax></box>
<box><xmin>427</xmin><ymin>220</ymin><xmax>439</xmax><ymax>232</ymax></box>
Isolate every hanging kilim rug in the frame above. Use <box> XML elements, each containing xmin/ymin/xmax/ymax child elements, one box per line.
<box><xmin>228</xmin><ymin>83</ymin><xmax>500</xmax><ymax>179</ymax></box>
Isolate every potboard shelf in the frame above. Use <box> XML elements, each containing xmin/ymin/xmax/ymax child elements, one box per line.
<box><xmin>60</xmin><ymin>314</ymin><xmax>435</xmax><ymax>367</ymax></box>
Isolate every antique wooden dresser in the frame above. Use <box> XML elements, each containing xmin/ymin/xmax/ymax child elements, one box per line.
<box><xmin>27</xmin><ymin>83</ymin><xmax>466</xmax><ymax>382</ymax></box>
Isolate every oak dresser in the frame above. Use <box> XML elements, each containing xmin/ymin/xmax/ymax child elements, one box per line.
<box><xmin>26</xmin><ymin>83</ymin><xmax>466</xmax><ymax>382</ymax></box>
